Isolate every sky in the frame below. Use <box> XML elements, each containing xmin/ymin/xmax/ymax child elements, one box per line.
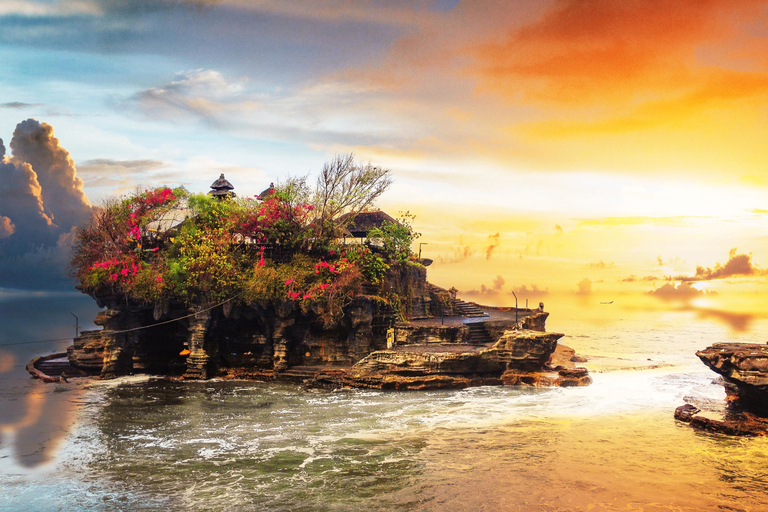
<box><xmin>1</xmin><ymin>0</ymin><xmax>767</xmax><ymax>321</ymax></box>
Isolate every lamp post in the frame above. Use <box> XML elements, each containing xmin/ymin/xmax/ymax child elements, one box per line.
<box><xmin>71</xmin><ymin>313</ymin><xmax>79</xmax><ymax>337</ymax></box>
<box><xmin>511</xmin><ymin>292</ymin><xmax>518</xmax><ymax>326</ymax></box>
<box><xmin>418</xmin><ymin>242</ymin><xmax>428</xmax><ymax>260</ymax></box>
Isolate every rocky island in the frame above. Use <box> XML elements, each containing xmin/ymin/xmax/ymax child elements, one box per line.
<box><xmin>33</xmin><ymin>157</ymin><xmax>590</xmax><ymax>390</ymax></box>
<box><xmin>676</xmin><ymin>343</ymin><xmax>768</xmax><ymax>435</ymax></box>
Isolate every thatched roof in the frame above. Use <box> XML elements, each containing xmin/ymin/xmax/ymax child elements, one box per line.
<box><xmin>210</xmin><ymin>173</ymin><xmax>234</xmax><ymax>190</ymax></box>
<box><xmin>257</xmin><ymin>182</ymin><xmax>276</xmax><ymax>201</ymax></box>
<box><xmin>209</xmin><ymin>173</ymin><xmax>236</xmax><ymax>198</ymax></box>
<box><xmin>339</xmin><ymin>210</ymin><xmax>397</xmax><ymax>238</ymax></box>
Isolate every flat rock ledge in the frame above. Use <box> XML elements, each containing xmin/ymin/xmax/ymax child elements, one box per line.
<box><xmin>310</xmin><ymin>330</ymin><xmax>591</xmax><ymax>391</ymax></box>
<box><xmin>675</xmin><ymin>343</ymin><xmax>768</xmax><ymax>436</ymax></box>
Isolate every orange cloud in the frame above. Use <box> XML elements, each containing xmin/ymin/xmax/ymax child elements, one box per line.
<box><xmin>647</xmin><ymin>281</ymin><xmax>713</xmax><ymax>301</ymax></box>
<box><xmin>485</xmin><ymin>232</ymin><xmax>500</xmax><ymax>260</ymax></box>
<box><xmin>511</xmin><ymin>284</ymin><xmax>549</xmax><ymax>296</ymax></box>
<box><xmin>472</xmin><ymin>0</ymin><xmax>767</xmax><ymax>106</ymax></box>
<box><xmin>575</xmin><ymin>278</ymin><xmax>592</xmax><ymax>295</ymax></box>
<box><xmin>675</xmin><ymin>248</ymin><xmax>764</xmax><ymax>282</ymax></box>
<box><xmin>464</xmin><ymin>274</ymin><xmax>505</xmax><ymax>297</ymax></box>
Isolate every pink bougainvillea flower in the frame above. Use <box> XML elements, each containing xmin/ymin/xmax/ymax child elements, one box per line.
<box><xmin>285</xmin><ymin>279</ymin><xmax>295</xmax><ymax>286</ymax></box>
<box><xmin>157</xmin><ymin>276</ymin><xmax>163</xmax><ymax>283</ymax></box>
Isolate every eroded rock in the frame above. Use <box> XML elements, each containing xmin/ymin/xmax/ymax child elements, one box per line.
<box><xmin>696</xmin><ymin>343</ymin><xmax>768</xmax><ymax>416</ymax></box>
<box><xmin>325</xmin><ymin>330</ymin><xmax>591</xmax><ymax>390</ymax></box>
<box><xmin>675</xmin><ymin>343</ymin><xmax>768</xmax><ymax>436</ymax></box>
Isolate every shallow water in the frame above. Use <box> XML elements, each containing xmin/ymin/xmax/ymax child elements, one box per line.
<box><xmin>2</xmin><ymin>294</ymin><xmax>768</xmax><ymax>511</ymax></box>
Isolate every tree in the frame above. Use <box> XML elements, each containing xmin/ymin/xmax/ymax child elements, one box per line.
<box><xmin>367</xmin><ymin>211</ymin><xmax>420</xmax><ymax>264</ymax></box>
<box><xmin>313</xmin><ymin>154</ymin><xmax>392</xmax><ymax>241</ymax></box>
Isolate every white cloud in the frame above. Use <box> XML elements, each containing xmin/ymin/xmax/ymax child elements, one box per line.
<box><xmin>0</xmin><ymin>0</ymin><xmax>101</xmax><ymax>17</ymax></box>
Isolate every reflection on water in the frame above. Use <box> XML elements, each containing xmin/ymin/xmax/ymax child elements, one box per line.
<box><xmin>0</xmin><ymin>292</ymin><xmax>100</xmax><ymax>468</ymax></box>
<box><xmin>2</xmin><ymin>293</ymin><xmax>768</xmax><ymax>511</ymax></box>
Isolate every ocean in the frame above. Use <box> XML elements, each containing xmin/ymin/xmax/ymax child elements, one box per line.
<box><xmin>2</xmin><ymin>291</ymin><xmax>768</xmax><ymax>512</ymax></box>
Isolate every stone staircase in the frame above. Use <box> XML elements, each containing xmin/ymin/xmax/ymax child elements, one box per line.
<box><xmin>281</xmin><ymin>366</ymin><xmax>349</xmax><ymax>382</ymax></box>
<box><xmin>466</xmin><ymin>323</ymin><xmax>493</xmax><ymax>345</ymax></box>
<box><xmin>452</xmin><ymin>298</ymin><xmax>487</xmax><ymax>318</ymax></box>
<box><xmin>35</xmin><ymin>356</ymin><xmax>73</xmax><ymax>376</ymax></box>
<box><xmin>427</xmin><ymin>284</ymin><xmax>487</xmax><ymax>318</ymax></box>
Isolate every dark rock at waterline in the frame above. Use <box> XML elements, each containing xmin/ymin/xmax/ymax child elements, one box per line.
<box><xmin>696</xmin><ymin>343</ymin><xmax>768</xmax><ymax>417</ymax></box>
<box><xmin>675</xmin><ymin>343</ymin><xmax>768</xmax><ymax>436</ymax></box>
<box><xmin>674</xmin><ymin>404</ymin><xmax>700</xmax><ymax>422</ymax></box>
<box><xmin>55</xmin><ymin>268</ymin><xmax>591</xmax><ymax>390</ymax></box>
<box><xmin>309</xmin><ymin>334</ymin><xmax>591</xmax><ymax>391</ymax></box>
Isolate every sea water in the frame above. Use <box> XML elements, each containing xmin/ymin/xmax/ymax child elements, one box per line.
<box><xmin>2</xmin><ymin>292</ymin><xmax>768</xmax><ymax>512</ymax></box>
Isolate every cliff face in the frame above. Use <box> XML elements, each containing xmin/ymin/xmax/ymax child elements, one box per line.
<box><xmin>696</xmin><ymin>343</ymin><xmax>768</xmax><ymax>416</ymax></box>
<box><xmin>65</xmin><ymin>263</ymin><xmax>589</xmax><ymax>390</ymax></box>
<box><xmin>67</xmin><ymin>294</ymin><xmax>394</xmax><ymax>380</ymax></box>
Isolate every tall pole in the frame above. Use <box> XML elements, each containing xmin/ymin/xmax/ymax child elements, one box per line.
<box><xmin>511</xmin><ymin>292</ymin><xmax>518</xmax><ymax>325</ymax></box>
<box><xmin>71</xmin><ymin>313</ymin><xmax>79</xmax><ymax>337</ymax></box>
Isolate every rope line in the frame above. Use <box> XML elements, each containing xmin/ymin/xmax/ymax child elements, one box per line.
<box><xmin>109</xmin><ymin>291</ymin><xmax>247</xmax><ymax>335</ymax></box>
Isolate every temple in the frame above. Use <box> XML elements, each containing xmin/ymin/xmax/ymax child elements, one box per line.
<box><xmin>33</xmin><ymin>176</ymin><xmax>591</xmax><ymax>389</ymax></box>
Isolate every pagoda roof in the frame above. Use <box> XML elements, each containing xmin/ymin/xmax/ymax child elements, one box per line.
<box><xmin>210</xmin><ymin>173</ymin><xmax>234</xmax><ymax>191</ymax></box>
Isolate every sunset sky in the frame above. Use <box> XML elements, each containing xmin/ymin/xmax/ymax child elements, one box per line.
<box><xmin>1</xmin><ymin>0</ymin><xmax>767</xmax><ymax>318</ymax></box>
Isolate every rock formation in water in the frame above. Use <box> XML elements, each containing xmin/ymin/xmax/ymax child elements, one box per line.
<box><xmin>310</xmin><ymin>330</ymin><xmax>590</xmax><ymax>390</ymax></box>
<box><xmin>675</xmin><ymin>343</ymin><xmax>768</xmax><ymax>436</ymax></box>
<box><xmin>56</xmin><ymin>178</ymin><xmax>590</xmax><ymax>390</ymax></box>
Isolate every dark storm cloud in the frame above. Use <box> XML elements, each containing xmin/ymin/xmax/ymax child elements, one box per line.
<box><xmin>0</xmin><ymin>150</ymin><xmax>56</xmax><ymax>246</ymax></box>
<box><xmin>0</xmin><ymin>120</ymin><xmax>93</xmax><ymax>290</ymax></box>
<box><xmin>10</xmin><ymin>119</ymin><xmax>91</xmax><ymax>232</ymax></box>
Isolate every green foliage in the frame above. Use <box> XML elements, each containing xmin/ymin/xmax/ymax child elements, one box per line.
<box><xmin>366</xmin><ymin>211</ymin><xmax>420</xmax><ymax>264</ymax></box>
<box><xmin>70</xmin><ymin>168</ymin><xmax>416</xmax><ymax>322</ymax></box>
<box><xmin>345</xmin><ymin>245</ymin><xmax>390</xmax><ymax>285</ymax></box>
<box><xmin>165</xmin><ymin>226</ymin><xmax>245</xmax><ymax>304</ymax></box>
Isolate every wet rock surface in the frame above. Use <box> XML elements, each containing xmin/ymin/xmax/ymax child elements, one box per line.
<box><xmin>311</xmin><ymin>331</ymin><xmax>591</xmax><ymax>390</ymax></box>
<box><xmin>676</xmin><ymin>343</ymin><xmax>768</xmax><ymax>436</ymax></box>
